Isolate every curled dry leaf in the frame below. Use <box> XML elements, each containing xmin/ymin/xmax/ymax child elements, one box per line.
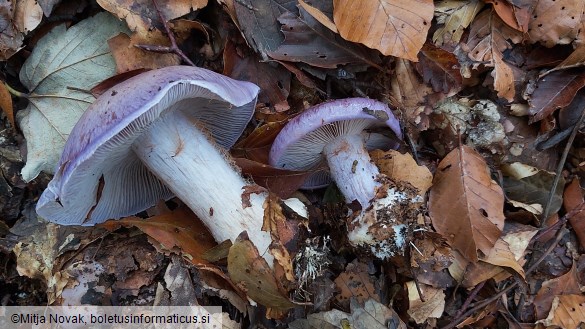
<box><xmin>429</xmin><ymin>145</ymin><xmax>505</xmax><ymax>262</ymax></box>
<box><xmin>433</xmin><ymin>0</ymin><xmax>483</xmax><ymax>46</ymax></box>
<box><xmin>417</xmin><ymin>42</ymin><xmax>463</xmax><ymax>95</ymax></box>
<box><xmin>102</xmin><ymin>207</ymin><xmax>217</xmax><ymax>266</ymax></box>
<box><xmin>235</xmin><ymin>158</ymin><xmax>311</xmax><ymax>199</ymax></box>
<box><xmin>538</xmin><ymin>294</ymin><xmax>585</xmax><ymax>329</ymax></box>
<box><xmin>528</xmin><ymin>0</ymin><xmax>584</xmax><ymax>47</ymax></box>
<box><xmin>370</xmin><ymin>149</ymin><xmax>433</xmax><ymax>195</ymax></box>
<box><xmin>108</xmin><ymin>32</ymin><xmax>180</xmax><ymax>72</ymax></box>
<box><xmin>534</xmin><ymin>262</ymin><xmax>581</xmax><ymax>320</ymax></box>
<box><xmin>406</xmin><ymin>281</ymin><xmax>445</xmax><ymax>324</ymax></box>
<box><xmin>332</xmin><ymin>0</ymin><xmax>434</xmax><ymax>61</ymax></box>
<box><xmin>227</xmin><ymin>233</ymin><xmax>295</xmax><ymax>311</ymax></box>
<box><xmin>528</xmin><ymin>70</ymin><xmax>585</xmax><ymax>123</ymax></box>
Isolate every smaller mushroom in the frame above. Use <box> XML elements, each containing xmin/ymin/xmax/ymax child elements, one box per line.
<box><xmin>269</xmin><ymin>98</ymin><xmax>408</xmax><ymax>258</ymax></box>
<box><xmin>36</xmin><ymin>66</ymin><xmax>304</xmax><ymax>265</ymax></box>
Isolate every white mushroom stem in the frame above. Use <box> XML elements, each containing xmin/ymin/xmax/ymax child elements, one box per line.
<box><xmin>131</xmin><ymin>111</ymin><xmax>274</xmax><ymax>264</ymax></box>
<box><xmin>323</xmin><ymin>134</ymin><xmax>381</xmax><ymax>208</ymax></box>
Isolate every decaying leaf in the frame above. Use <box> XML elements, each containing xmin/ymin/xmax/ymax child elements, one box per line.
<box><xmin>528</xmin><ymin>0</ymin><xmax>584</xmax><ymax>47</ymax></box>
<box><xmin>417</xmin><ymin>42</ymin><xmax>463</xmax><ymax>95</ymax></box>
<box><xmin>334</xmin><ymin>260</ymin><xmax>379</xmax><ymax>307</ymax></box>
<box><xmin>433</xmin><ymin>0</ymin><xmax>484</xmax><ymax>46</ymax></box>
<box><xmin>0</xmin><ymin>82</ymin><xmax>14</xmax><ymax>127</ymax></box>
<box><xmin>228</xmin><ymin>233</ymin><xmax>295</xmax><ymax>311</ymax></box>
<box><xmin>538</xmin><ymin>294</ymin><xmax>585</xmax><ymax>329</ymax></box>
<box><xmin>429</xmin><ymin>145</ymin><xmax>505</xmax><ymax>262</ymax></box>
<box><xmin>108</xmin><ymin>32</ymin><xmax>180</xmax><ymax>72</ymax></box>
<box><xmin>17</xmin><ymin>13</ymin><xmax>129</xmax><ymax>181</ymax></box>
<box><xmin>231</xmin><ymin>121</ymin><xmax>287</xmax><ymax>163</ymax></box>
<box><xmin>563</xmin><ymin>178</ymin><xmax>585</xmax><ymax>248</ymax></box>
<box><xmin>332</xmin><ymin>0</ymin><xmax>434</xmax><ymax>61</ymax></box>
<box><xmin>464</xmin><ymin>9</ymin><xmax>522</xmax><ymax>101</ymax></box>
<box><xmin>534</xmin><ymin>262</ymin><xmax>581</xmax><ymax>320</ymax></box>
<box><xmin>97</xmin><ymin>0</ymin><xmax>207</xmax><ymax>35</ymax></box>
<box><xmin>268</xmin><ymin>4</ymin><xmax>381</xmax><ymax>69</ymax></box>
<box><xmin>102</xmin><ymin>207</ymin><xmax>217</xmax><ymax>266</ymax></box>
<box><xmin>406</xmin><ymin>281</ymin><xmax>445</xmax><ymax>324</ymax></box>
<box><xmin>501</xmin><ymin>162</ymin><xmax>565</xmax><ymax>216</ymax></box>
<box><xmin>0</xmin><ymin>1</ymin><xmax>25</xmax><ymax>60</ymax></box>
<box><xmin>370</xmin><ymin>149</ymin><xmax>433</xmax><ymax>195</ymax></box>
<box><xmin>13</xmin><ymin>0</ymin><xmax>43</xmax><ymax>34</ymax></box>
<box><xmin>528</xmin><ymin>70</ymin><xmax>585</xmax><ymax>123</ymax></box>
<box><xmin>235</xmin><ymin>158</ymin><xmax>311</xmax><ymax>199</ymax></box>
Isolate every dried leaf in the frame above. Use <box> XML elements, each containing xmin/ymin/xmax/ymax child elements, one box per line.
<box><xmin>298</xmin><ymin>0</ymin><xmax>337</xmax><ymax>33</ymax></box>
<box><xmin>502</xmin><ymin>162</ymin><xmax>565</xmax><ymax>216</ymax></box>
<box><xmin>224</xmin><ymin>40</ymin><xmax>290</xmax><ymax>112</ymax></box>
<box><xmin>333</xmin><ymin>0</ymin><xmax>433</xmax><ymax>61</ymax></box>
<box><xmin>485</xmin><ymin>0</ymin><xmax>526</xmax><ymax>32</ymax></box>
<box><xmin>538</xmin><ymin>294</ymin><xmax>585</xmax><ymax>329</ymax></box>
<box><xmin>351</xmin><ymin>299</ymin><xmax>407</xmax><ymax>329</ymax></box>
<box><xmin>268</xmin><ymin>4</ymin><xmax>381</xmax><ymax>69</ymax></box>
<box><xmin>370</xmin><ymin>149</ymin><xmax>433</xmax><ymax>195</ymax></box>
<box><xmin>0</xmin><ymin>1</ymin><xmax>24</xmax><ymax>60</ymax></box>
<box><xmin>334</xmin><ymin>260</ymin><xmax>379</xmax><ymax>307</ymax></box>
<box><xmin>528</xmin><ymin>0</ymin><xmax>584</xmax><ymax>47</ymax></box>
<box><xmin>97</xmin><ymin>0</ymin><xmax>208</xmax><ymax>35</ymax></box>
<box><xmin>108</xmin><ymin>32</ymin><xmax>180</xmax><ymax>73</ymax></box>
<box><xmin>465</xmin><ymin>9</ymin><xmax>522</xmax><ymax>101</ymax></box>
<box><xmin>235</xmin><ymin>158</ymin><xmax>311</xmax><ymax>199</ymax></box>
<box><xmin>563</xmin><ymin>178</ymin><xmax>585</xmax><ymax>249</ymax></box>
<box><xmin>534</xmin><ymin>262</ymin><xmax>581</xmax><ymax>320</ymax></box>
<box><xmin>106</xmin><ymin>207</ymin><xmax>217</xmax><ymax>266</ymax></box>
<box><xmin>13</xmin><ymin>0</ymin><xmax>43</xmax><ymax>34</ymax></box>
<box><xmin>528</xmin><ymin>70</ymin><xmax>585</xmax><ymax>123</ymax></box>
<box><xmin>17</xmin><ymin>13</ymin><xmax>129</xmax><ymax>181</ymax></box>
<box><xmin>0</xmin><ymin>82</ymin><xmax>14</xmax><ymax>127</ymax></box>
<box><xmin>390</xmin><ymin>59</ymin><xmax>433</xmax><ymax>122</ymax></box>
<box><xmin>262</xmin><ymin>192</ymin><xmax>298</xmax><ymax>245</ymax></box>
<box><xmin>433</xmin><ymin>0</ymin><xmax>484</xmax><ymax>46</ymax></box>
<box><xmin>417</xmin><ymin>42</ymin><xmax>463</xmax><ymax>94</ymax></box>
<box><xmin>480</xmin><ymin>238</ymin><xmax>525</xmax><ymax>278</ymax></box>
<box><xmin>90</xmin><ymin>69</ymin><xmax>149</xmax><ymax>97</ymax></box>
<box><xmin>227</xmin><ymin>233</ymin><xmax>295</xmax><ymax>310</ymax></box>
<box><xmin>406</xmin><ymin>281</ymin><xmax>445</xmax><ymax>323</ymax></box>
<box><xmin>37</xmin><ymin>0</ymin><xmax>62</xmax><ymax>16</ymax></box>
<box><xmin>232</xmin><ymin>121</ymin><xmax>287</xmax><ymax>163</ymax></box>
<box><xmin>429</xmin><ymin>145</ymin><xmax>505</xmax><ymax>262</ymax></box>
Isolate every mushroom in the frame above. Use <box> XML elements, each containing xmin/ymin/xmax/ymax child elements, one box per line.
<box><xmin>269</xmin><ymin>98</ymin><xmax>407</xmax><ymax>258</ymax></box>
<box><xmin>36</xmin><ymin>66</ymin><xmax>293</xmax><ymax>264</ymax></box>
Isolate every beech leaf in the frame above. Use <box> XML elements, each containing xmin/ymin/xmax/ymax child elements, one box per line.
<box><xmin>332</xmin><ymin>0</ymin><xmax>434</xmax><ymax>61</ymax></box>
<box><xmin>528</xmin><ymin>70</ymin><xmax>585</xmax><ymax>123</ymax></box>
<box><xmin>429</xmin><ymin>145</ymin><xmax>505</xmax><ymax>262</ymax></box>
<box><xmin>528</xmin><ymin>0</ymin><xmax>584</xmax><ymax>47</ymax></box>
<box><xmin>433</xmin><ymin>0</ymin><xmax>483</xmax><ymax>46</ymax></box>
<box><xmin>17</xmin><ymin>13</ymin><xmax>129</xmax><ymax>181</ymax></box>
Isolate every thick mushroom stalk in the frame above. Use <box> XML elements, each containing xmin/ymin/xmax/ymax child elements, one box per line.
<box><xmin>132</xmin><ymin>111</ymin><xmax>272</xmax><ymax>257</ymax></box>
<box><xmin>35</xmin><ymin>66</ymin><xmax>303</xmax><ymax>266</ymax></box>
<box><xmin>323</xmin><ymin>134</ymin><xmax>381</xmax><ymax>207</ymax></box>
<box><xmin>269</xmin><ymin>98</ymin><xmax>407</xmax><ymax>258</ymax></box>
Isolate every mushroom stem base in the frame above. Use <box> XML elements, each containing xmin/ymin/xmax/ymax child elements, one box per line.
<box><xmin>132</xmin><ymin>112</ymin><xmax>273</xmax><ymax>260</ymax></box>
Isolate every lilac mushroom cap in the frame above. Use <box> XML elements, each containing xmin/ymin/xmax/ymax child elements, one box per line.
<box><xmin>37</xmin><ymin>66</ymin><xmax>260</xmax><ymax>225</ymax></box>
<box><xmin>269</xmin><ymin>98</ymin><xmax>402</xmax><ymax>204</ymax></box>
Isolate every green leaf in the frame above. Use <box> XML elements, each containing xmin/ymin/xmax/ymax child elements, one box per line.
<box><xmin>17</xmin><ymin>12</ymin><xmax>129</xmax><ymax>181</ymax></box>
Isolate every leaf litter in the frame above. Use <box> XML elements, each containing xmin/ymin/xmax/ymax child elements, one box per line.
<box><xmin>1</xmin><ymin>0</ymin><xmax>585</xmax><ymax>328</ymax></box>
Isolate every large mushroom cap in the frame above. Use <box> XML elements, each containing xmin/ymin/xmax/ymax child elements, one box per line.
<box><xmin>269</xmin><ymin>98</ymin><xmax>401</xmax><ymax>188</ymax></box>
<box><xmin>37</xmin><ymin>66</ymin><xmax>260</xmax><ymax>225</ymax></box>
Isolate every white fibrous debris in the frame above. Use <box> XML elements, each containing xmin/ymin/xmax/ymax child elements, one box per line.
<box><xmin>294</xmin><ymin>236</ymin><xmax>332</xmax><ymax>291</ymax></box>
<box><xmin>347</xmin><ymin>183</ymin><xmax>424</xmax><ymax>260</ymax></box>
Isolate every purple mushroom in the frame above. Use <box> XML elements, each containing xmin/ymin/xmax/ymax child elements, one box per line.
<box><xmin>269</xmin><ymin>98</ymin><xmax>405</xmax><ymax>257</ymax></box>
<box><xmin>36</xmin><ymin>66</ymin><xmax>302</xmax><ymax>264</ymax></box>
<box><xmin>270</xmin><ymin>98</ymin><xmax>402</xmax><ymax>207</ymax></box>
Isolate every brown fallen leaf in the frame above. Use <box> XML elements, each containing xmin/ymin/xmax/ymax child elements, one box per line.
<box><xmin>538</xmin><ymin>294</ymin><xmax>585</xmax><ymax>329</ymax></box>
<box><xmin>297</xmin><ymin>0</ymin><xmax>337</xmax><ymax>33</ymax></box>
<box><xmin>406</xmin><ymin>281</ymin><xmax>445</xmax><ymax>324</ymax></box>
<box><xmin>90</xmin><ymin>69</ymin><xmax>150</xmax><ymax>97</ymax></box>
<box><xmin>97</xmin><ymin>0</ymin><xmax>208</xmax><ymax>36</ymax></box>
<box><xmin>0</xmin><ymin>1</ymin><xmax>25</xmax><ymax>60</ymax></box>
<box><xmin>465</xmin><ymin>9</ymin><xmax>522</xmax><ymax>101</ymax></box>
<box><xmin>563</xmin><ymin>178</ymin><xmax>585</xmax><ymax>248</ymax></box>
<box><xmin>534</xmin><ymin>262</ymin><xmax>582</xmax><ymax>320</ymax></box>
<box><xmin>227</xmin><ymin>233</ymin><xmax>295</xmax><ymax>311</ymax></box>
<box><xmin>101</xmin><ymin>207</ymin><xmax>217</xmax><ymax>266</ymax></box>
<box><xmin>528</xmin><ymin>0</ymin><xmax>584</xmax><ymax>47</ymax></box>
<box><xmin>334</xmin><ymin>260</ymin><xmax>379</xmax><ymax>308</ymax></box>
<box><xmin>0</xmin><ymin>82</ymin><xmax>14</xmax><ymax>127</ymax></box>
<box><xmin>389</xmin><ymin>59</ymin><xmax>433</xmax><ymax>130</ymax></box>
<box><xmin>231</xmin><ymin>121</ymin><xmax>287</xmax><ymax>163</ymax></box>
<box><xmin>417</xmin><ymin>42</ymin><xmax>463</xmax><ymax>95</ymax></box>
<box><xmin>370</xmin><ymin>149</ymin><xmax>433</xmax><ymax>195</ymax></box>
<box><xmin>485</xmin><ymin>0</ymin><xmax>527</xmax><ymax>32</ymax></box>
<box><xmin>108</xmin><ymin>32</ymin><xmax>180</xmax><ymax>73</ymax></box>
<box><xmin>433</xmin><ymin>0</ymin><xmax>484</xmax><ymax>46</ymax></box>
<box><xmin>528</xmin><ymin>70</ymin><xmax>585</xmax><ymax>123</ymax></box>
<box><xmin>332</xmin><ymin>0</ymin><xmax>434</xmax><ymax>61</ymax></box>
<box><xmin>235</xmin><ymin>158</ymin><xmax>311</xmax><ymax>199</ymax></box>
<box><xmin>429</xmin><ymin>145</ymin><xmax>505</xmax><ymax>262</ymax></box>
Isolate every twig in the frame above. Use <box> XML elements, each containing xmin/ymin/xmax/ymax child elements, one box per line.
<box><xmin>135</xmin><ymin>0</ymin><xmax>196</xmax><ymax>67</ymax></box>
<box><xmin>454</xmin><ymin>280</ymin><xmax>485</xmax><ymax>319</ymax></box>
<box><xmin>541</xmin><ymin>105</ymin><xmax>585</xmax><ymax>225</ymax></box>
<box><xmin>440</xmin><ymin>216</ymin><xmax>570</xmax><ymax>329</ymax></box>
